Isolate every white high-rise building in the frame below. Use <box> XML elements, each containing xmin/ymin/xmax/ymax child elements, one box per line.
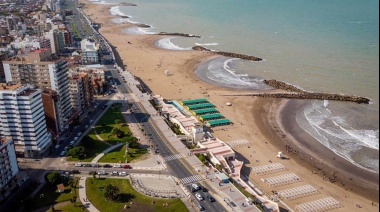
<box><xmin>2</xmin><ymin>48</ymin><xmax>72</xmax><ymax>133</ymax></box>
<box><xmin>0</xmin><ymin>83</ymin><xmax>51</xmax><ymax>158</ymax></box>
<box><xmin>0</xmin><ymin>136</ymin><xmax>19</xmax><ymax>198</ymax></box>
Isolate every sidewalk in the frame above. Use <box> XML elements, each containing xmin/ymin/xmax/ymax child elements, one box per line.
<box><xmin>79</xmin><ymin>177</ymin><xmax>100</xmax><ymax>212</ymax></box>
<box><xmin>90</xmin><ymin>142</ymin><xmax>124</xmax><ymax>163</ymax></box>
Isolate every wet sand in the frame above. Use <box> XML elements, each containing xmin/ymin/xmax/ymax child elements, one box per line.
<box><xmin>80</xmin><ymin>1</ymin><xmax>379</xmax><ymax>211</ymax></box>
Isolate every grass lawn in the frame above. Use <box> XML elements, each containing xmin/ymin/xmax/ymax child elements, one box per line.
<box><xmin>67</xmin><ymin>132</ymin><xmax>110</xmax><ymax>162</ymax></box>
<box><xmin>28</xmin><ymin>179</ymin><xmax>86</xmax><ymax>211</ymax></box>
<box><xmin>98</xmin><ymin>145</ymin><xmax>148</xmax><ymax>163</ymax></box>
<box><xmin>95</xmin><ymin>103</ymin><xmax>134</xmax><ymax>145</ymax></box>
<box><xmin>46</xmin><ymin>202</ymin><xmax>88</xmax><ymax>212</ymax></box>
<box><xmin>86</xmin><ymin>178</ymin><xmax>188</xmax><ymax>212</ymax></box>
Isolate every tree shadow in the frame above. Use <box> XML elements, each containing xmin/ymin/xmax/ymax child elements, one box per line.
<box><xmin>115</xmin><ymin>193</ymin><xmax>135</xmax><ymax>203</ymax></box>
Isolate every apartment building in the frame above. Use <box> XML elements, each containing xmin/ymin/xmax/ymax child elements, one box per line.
<box><xmin>2</xmin><ymin>48</ymin><xmax>72</xmax><ymax>133</ymax></box>
<box><xmin>0</xmin><ymin>83</ymin><xmax>51</xmax><ymax>158</ymax></box>
<box><xmin>80</xmin><ymin>39</ymin><xmax>99</xmax><ymax>64</ymax></box>
<box><xmin>41</xmin><ymin>88</ymin><xmax>60</xmax><ymax>137</ymax></box>
<box><xmin>0</xmin><ymin>137</ymin><xmax>19</xmax><ymax>198</ymax></box>
<box><xmin>68</xmin><ymin>72</ymin><xmax>93</xmax><ymax>112</ymax></box>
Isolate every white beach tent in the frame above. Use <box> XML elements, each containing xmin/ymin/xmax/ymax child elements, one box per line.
<box><xmin>165</xmin><ymin>70</ymin><xmax>173</xmax><ymax>76</ymax></box>
<box><xmin>277</xmin><ymin>152</ymin><xmax>284</xmax><ymax>159</ymax></box>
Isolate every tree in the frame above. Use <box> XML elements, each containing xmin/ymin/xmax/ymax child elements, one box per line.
<box><xmin>67</xmin><ymin>146</ymin><xmax>86</xmax><ymax>158</ymax></box>
<box><xmin>68</xmin><ymin>179</ymin><xmax>76</xmax><ymax>189</ymax></box>
<box><xmin>45</xmin><ymin>172</ymin><xmax>61</xmax><ymax>185</ymax></box>
<box><xmin>126</xmin><ymin>137</ymin><xmax>138</xmax><ymax>148</ymax></box>
<box><xmin>104</xmin><ymin>184</ymin><xmax>120</xmax><ymax>201</ymax></box>
<box><xmin>114</xmin><ymin>119</ymin><xmax>122</xmax><ymax>125</ymax></box>
<box><xmin>111</xmin><ymin>127</ymin><xmax>125</xmax><ymax>138</ymax></box>
<box><xmin>92</xmin><ymin>172</ymin><xmax>96</xmax><ymax>179</ymax></box>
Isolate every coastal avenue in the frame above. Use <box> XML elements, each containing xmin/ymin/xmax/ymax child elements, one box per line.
<box><xmin>110</xmin><ymin>68</ymin><xmax>228</xmax><ymax>211</ymax></box>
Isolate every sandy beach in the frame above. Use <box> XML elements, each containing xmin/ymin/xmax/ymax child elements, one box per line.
<box><xmin>80</xmin><ymin>2</ymin><xmax>379</xmax><ymax>211</ymax></box>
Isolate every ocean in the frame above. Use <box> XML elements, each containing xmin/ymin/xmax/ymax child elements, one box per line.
<box><xmin>100</xmin><ymin>0</ymin><xmax>379</xmax><ymax>173</ymax></box>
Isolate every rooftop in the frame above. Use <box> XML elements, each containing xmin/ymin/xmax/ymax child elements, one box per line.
<box><xmin>0</xmin><ymin>83</ymin><xmax>23</xmax><ymax>91</ymax></box>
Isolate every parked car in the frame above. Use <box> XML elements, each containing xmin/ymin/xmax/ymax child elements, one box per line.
<box><xmin>113</xmin><ymin>164</ymin><xmax>122</xmax><ymax>168</ymax></box>
<box><xmin>92</xmin><ymin>164</ymin><xmax>100</xmax><ymax>167</ymax></box>
<box><xmin>55</xmin><ymin>144</ymin><xmax>60</xmax><ymax>149</ymax></box>
<box><xmin>103</xmin><ymin>164</ymin><xmax>112</xmax><ymax>168</ymax></box>
<box><xmin>71</xmin><ymin>170</ymin><xmax>80</xmax><ymax>174</ymax></box>
<box><xmin>97</xmin><ymin>170</ymin><xmax>107</xmax><ymax>175</ymax></box>
<box><xmin>77</xmin><ymin>132</ymin><xmax>82</xmax><ymax>136</ymax></box>
<box><xmin>111</xmin><ymin>171</ymin><xmax>118</xmax><ymax>176</ymax></box>
<box><xmin>83</xmin><ymin>164</ymin><xmax>92</xmax><ymax>167</ymax></box>
<box><xmin>123</xmin><ymin>165</ymin><xmax>132</xmax><ymax>169</ymax></box>
<box><xmin>119</xmin><ymin>171</ymin><xmax>128</xmax><ymax>176</ymax></box>
<box><xmin>202</xmin><ymin>187</ymin><xmax>208</xmax><ymax>192</ymax></box>
<box><xmin>60</xmin><ymin>151</ymin><xmax>66</xmax><ymax>156</ymax></box>
<box><xmin>75</xmin><ymin>163</ymin><xmax>82</xmax><ymax>167</ymax></box>
<box><xmin>195</xmin><ymin>193</ymin><xmax>204</xmax><ymax>201</ymax></box>
<box><xmin>207</xmin><ymin>195</ymin><xmax>215</xmax><ymax>202</ymax></box>
<box><xmin>70</xmin><ymin>140</ymin><xmax>75</xmax><ymax>145</ymax></box>
<box><xmin>74</xmin><ymin>137</ymin><xmax>79</xmax><ymax>141</ymax></box>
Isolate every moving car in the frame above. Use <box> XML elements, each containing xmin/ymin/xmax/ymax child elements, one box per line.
<box><xmin>207</xmin><ymin>195</ymin><xmax>215</xmax><ymax>202</ymax></box>
<box><xmin>196</xmin><ymin>204</ymin><xmax>205</xmax><ymax>211</ymax></box>
<box><xmin>191</xmin><ymin>184</ymin><xmax>200</xmax><ymax>191</ymax></box>
<box><xmin>195</xmin><ymin>193</ymin><xmax>204</xmax><ymax>201</ymax></box>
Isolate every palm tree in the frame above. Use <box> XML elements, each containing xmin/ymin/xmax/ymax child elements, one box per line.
<box><xmin>104</xmin><ymin>184</ymin><xmax>120</xmax><ymax>201</ymax></box>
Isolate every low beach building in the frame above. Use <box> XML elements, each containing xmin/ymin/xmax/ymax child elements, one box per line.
<box><xmin>180</xmin><ymin>98</ymin><xmax>208</xmax><ymax>106</ymax></box>
<box><xmin>186</xmin><ymin>103</ymin><xmax>215</xmax><ymax>111</ymax></box>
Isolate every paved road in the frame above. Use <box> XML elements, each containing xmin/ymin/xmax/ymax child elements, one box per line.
<box><xmin>109</xmin><ymin>69</ymin><xmax>227</xmax><ymax>212</ymax></box>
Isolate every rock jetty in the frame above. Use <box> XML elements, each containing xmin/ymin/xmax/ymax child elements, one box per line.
<box><xmin>223</xmin><ymin>79</ymin><xmax>370</xmax><ymax>104</ymax></box>
<box><xmin>120</xmin><ymin>2</ymin><xmax>137</xmax><ymax>6</ymax></box>
<box><xmin>192</xmin><ymin>46</ymin><xmax>263</xmax><ymax>61</ymax></box>
<box><xmin>136</xmin><ymin>23</ymin><xmax>150</xmax><ymax>28</ymax></box>
<box><xmin>250</xmin><ymin>93</ymin><xmax>370</xmax><ymax>104</ymax></box>
<box><xmin>263</xmin><ymin>79</ymin><xmax>305</xmax><ymax>93</ymax></box>
<box><xmin>158</xmin><ymin>32</ymin><xmax>201</xmax><ymax>38</ymax></box>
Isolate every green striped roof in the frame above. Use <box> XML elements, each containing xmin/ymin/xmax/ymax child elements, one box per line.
<box><xmin>181</xmin><ymin>98</ymin><xmax>208</xmax><ymax>105</ymax></box>
<box><xmin>186</xmin><ymin>103</ymin><xmax>214</xmax><ymax>110</ymax></box>
<box><xmin>200</xmin><ymin>113</ymin><xmax>223</xmax><ymax>120</ymax></box>
<box><xmin>193</xmin><ymin>108</ymin><xmax>218</xmax><ymax>115</ymax></box>
<box><xmin>207</xmin><ymin>119</ymin><xmax>231</xmax><ymax>126</ymax></box>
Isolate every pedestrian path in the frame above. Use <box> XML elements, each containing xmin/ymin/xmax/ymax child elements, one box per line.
<box><xmin>79</xmin><ymin>177</ymin><xmax>100</xmax><ymax>212</ymax></box>
<box><xmin>162</xmin><ymin>154</ymin><xmax>183</xmax><ymax>162</ymax></box>
<box><xmin>180</xmin><ymin>175</ymin><xmax>204</xmax><ymax>185</ymax></box>
<box><xmin>90</xmin><ymin>143</ymin><xmax>124</xmax><ymax>163</ymax></box>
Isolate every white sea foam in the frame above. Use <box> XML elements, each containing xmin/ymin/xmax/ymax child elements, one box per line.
<box><xmin>111</xmin><ymin>18</ymin><xmax>129</xmax><ymax>24</ymax></box>
<box><xmin>155</xmin><ymin>37</ymin><xmax>192</xmax><ymax>51</ymax></box>
<box><xmin>195</xmin><ymin>42</ymin><xmax>219</xmax><ymax>46</ymax></box>
<box><xmin>123</xmin><ymin>27</ymin><xmax>155</xmax><ymax>35</ymax></box>
<box><xmin>296</xmin><ymin>100</ymin><xmax>379</xmax><ymax>173</ymax></box>
<box><xmin>110</xmin><ymin>6</ymin><xmax>126</xmax><ymax>16</ymax></box>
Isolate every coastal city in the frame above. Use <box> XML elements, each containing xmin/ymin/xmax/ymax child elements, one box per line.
<box><xmin>0</xmin><ymin>0</ymin><xmax>378</xmax><ymax>212</ymax></box>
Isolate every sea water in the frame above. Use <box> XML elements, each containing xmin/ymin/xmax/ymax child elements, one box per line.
<box><xmin>106</xmin><ymin>0</ymin><xmax>379</xmax><ymax>173</ymax></box>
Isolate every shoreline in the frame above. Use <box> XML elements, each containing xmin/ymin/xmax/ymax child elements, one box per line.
<box><xmin>80</xmin><ymin>1</ymin><xmax>379</xmax><ymax>211</ymax></box>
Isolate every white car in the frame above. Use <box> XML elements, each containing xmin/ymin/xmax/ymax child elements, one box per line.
<box><xmin>97</xmin><ymin>170</ymin><xmax>107</xmax><ymax>175</ymax></box>
<box><xmin>75</xmin><ymin>163</ymin><xmax>82</xmax><ymax>167</ymax></box>
<box><xmin>74</xmin><ymin>137</ymin><xmax>79</xmax><ymax>141</ymax></box>
<box><xmin>119</xmin><ymin>171</ymin><xmax>128</xmax><ymax>176</ymax></box>
<box><xmin>60</xmin><ymin>151</ymin><xmax>66</xmax><ymax>156</ymax></box>
<box><xmin>195</xmin><ymin>193</ymin><xmax>204</xmax><ymax>201</ymax></box>
<box><xmin>113</xmin><ymin>164</ymin><xmax>122</xmax><ymax>168</ymax></box>
<box><xmin>55</xmin><ymin>144</ymin><xmax>60</xmax><ymax>149</ymax></box>
<box><xmin>70</xmin><ymin>140</ymin><xmax>75</xmax><ymax>145</ymax></box>
<box><xmin>77</xmin><ymin>132</ymin><xmax>82</xmax><ymax>136</ymax></box>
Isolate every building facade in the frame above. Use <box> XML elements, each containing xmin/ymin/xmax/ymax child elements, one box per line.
<box><xmin>2</xmin><ymin>48</ymin><xmax>72</xmax><ymax>133</ymax></box>
<box><xmin>0</xmin><ymin>84</ymin><xmax>51</xmax><ymax>157</ymax></box>
<box><xmin>0</xmin><ymin>137</ymin><xmax>19</xmax><ymax>198</ymax></box>
<box><xmin>80</xmin><ymin>39</ymin><xmax>99</xmax><ymax>64</ymax></box>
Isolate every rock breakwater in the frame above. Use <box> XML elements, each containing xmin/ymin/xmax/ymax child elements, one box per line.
<box><xmin>192</xmin><ymin>46</ymin><xmax>263</xmax><ymax>61</ymax></box>
<box><xmin>158</xmin><ymin>32</ymin><xmax>201</xmax><ymax>38</ymax></box>
<box><xmin>222</xmin><ymin>80</ymin><xmax>371</xmax><ymax>104</ymax></box>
